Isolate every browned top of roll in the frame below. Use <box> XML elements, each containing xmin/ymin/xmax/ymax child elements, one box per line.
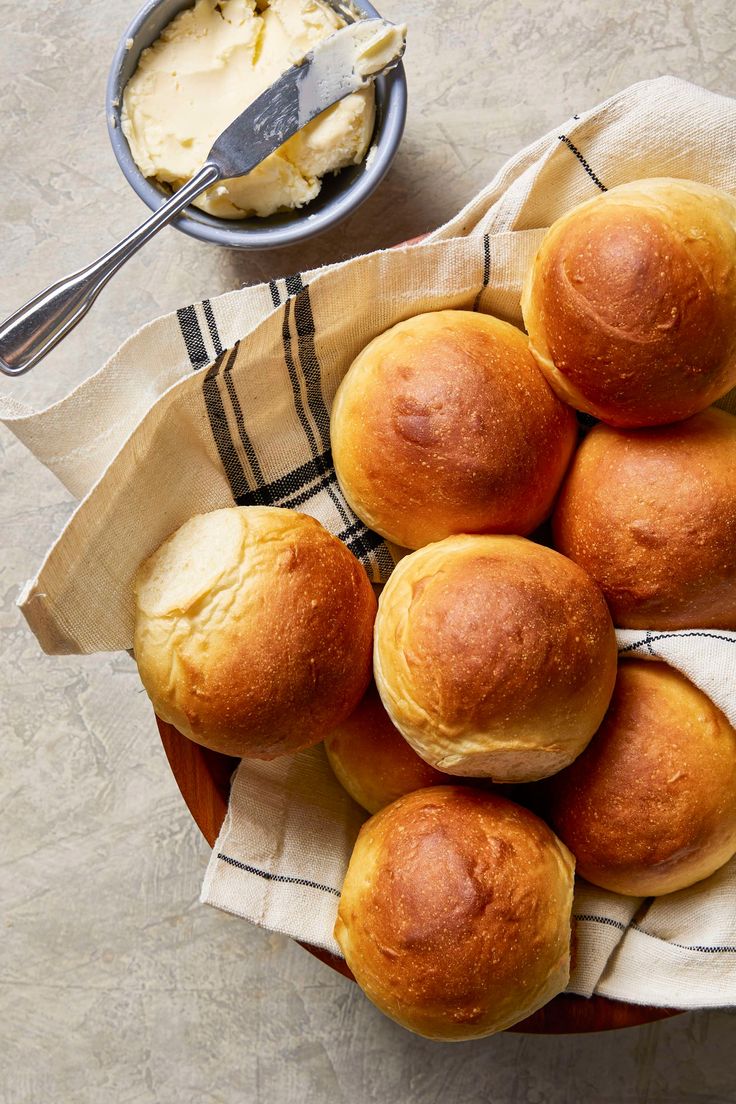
<box><xmin>398</xmin><ymin>543</ymin><xmax>609</xmax><ymax>733</ymax></box>
<box><xmin>335</xmin><ymin>786</ymin><xmax>574</xmax><ymax>1039</ymax></box>
<box><xmin>521</xmin><ymin>179</ymin><xmax>736</xmax><ymax>426</ymax></box>
<box><xmin>324</xmin><ymin>683</ymin><xmax>448</xmax><ymax>814</ymax></box>
<box><xmin>331</xmin><ymin>310</ymin><xmax>576</xmax><ymax>549</ymax></box>
<box><xmin>548</xmin><ymin>660</ymin><xmax>736</xmax><ymax>896</ymax></box>
<box><xmin>374</xmin><ymin>535</ymin><xmax>617</xmax><ymax>781</ymax></box>
<box><xmin>553</xmin><ymin>407</ymin><xmax>736</xmax><ymax>629</ymax></box>
<box><xmin>134</xmin><ymin>507</ymin><xmax>376</xmax><ymax>758</ymax></box>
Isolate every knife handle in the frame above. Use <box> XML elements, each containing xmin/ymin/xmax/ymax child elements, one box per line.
<box><xmin>0</xmin><ymin>163</ymin><xmax>221</xmax><ymax>377</ymax></box>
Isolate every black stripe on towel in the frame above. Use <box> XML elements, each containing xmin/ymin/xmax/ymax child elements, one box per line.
<box><xmin>201</xmin><ymin>334</ymin><xmax>331</xmax><ymax>508</ymax></box>
<box><xmin>573</xmin><ymin>913</ymin><xmax>628</xmax><ymax>932</ymax></box>
<box><xmin>177</xmin><ymin>305</ymin><xmax>210</xmax><ymax>369</ymax></box>
<box><xmin>618</xmin><ymin>631</ymin><xmax>736</xmax><ymax>655</ymax></box>
<box><xmin>217</xmin><ymin>853</ymin><xmax>341</xmax><ymax>896</ymax></box>
<box><xmin>289</xmin><ymin>274</ymin><xmax>331</xmax><ymax>449</ymax></box>
<box><xmin>203</xmin><ymin>347</ymin><xmax>248</xmax><ymax>500</ymax></box>
<box><xmin>557</xmin><ymin>135</ymin><xmax>607</xmax><ymax>192</ymax></box>
<box><xmin>221</xmin><ymin>350</ymin><xmax>267</xmax><ymax>490</ymax></box>
<box><xmin>284</xmin><ymin>272</ymin><xmax>304</xmax><ymax>298</ymax></box>
<box><xmin>231</xmin><ymin>453</ymin><xmax>394</xmax><ymax>547</ymax></box>
<box><xmin>630</xmin><ymin>923</ymin><xmax>736</xmax><ymax>953</ymax></box>
<box><xmin>281</xmin><ymin>295</ymin><xmax>324</xmax><ymax>460</ymax></box>
<box><xmin>574</xmin><ymin>914</ymin><xmax>736</xmax><ymax>954</ymax></box>
<box><xmin>238</xmin><ymin>449</ymin><xmax>334</xmax><ymax>508</ymax></box>
<box><xmin>279</xmin><ymin>285</ymin><xmax>363</xmax><ymax>536</ymax></box>
<box><xmin>288</xmin><ymin>281</ymin><xmax>395</xmax><ymax>578</ymax></box>
<box><xmin>338</xmin><ymin>519</ymin><xmax>387</xmax><ymax>562</ymax></box>
<box><xmin>281</xmin><ymin>275</ymin><xmax>393</xmax><ymax>576</ymax></box>
<box><xmin>280</xmin><ymin>290</ymin><xmax>351</xmax><ymax>527</ymax></box>
<box><xmin>202</xmin><ymin>299</ymin><xmax>224</xmax><ymax>358</ymax></box>
<box><xmin>472</xmin><ymin>233</ymin><xmax>491</xmax><ymax>311</ymax></box>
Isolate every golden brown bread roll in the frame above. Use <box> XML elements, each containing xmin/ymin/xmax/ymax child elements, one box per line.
<box><xmin>324</xmin><ymin>683</ymin><xmax>448</xmax><ymax>813</ymax></box>
<box><xmin>334</xmin><ymin>786</ymin><xmax>575</xmax><ymax>1039</ymax></box>
<box><xmin>521</xmin><ymin>178</ymin><xmax>736</xmax><ymax>426</ymax></box>
<box><xmin>374</xmin><ymin>535</ymin><xmax>617</xmax><ymax>781</ymax></box>
<box><xmin>553</xmin><ymin>407</ymin><xmax>736</xmax><ymax>629</ymax></box>
<box><xmin>331</xmin><ymin>310</ymin><xmax>577</xmax><ymax>550</ymax></box>
<box><xmin>548</xmin><ymin>660</ymin><xmax>736</xmax><ymax>896</ymax></box>
<box><xmin>134</xmin><ymin>507</ymin><xmax>376</xmax><ymax>758</ymax></box>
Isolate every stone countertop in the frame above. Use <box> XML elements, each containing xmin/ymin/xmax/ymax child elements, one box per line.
<box><xmin>1</xmin><ymin>1</ymin><xmax>736</xmax><ymax>1101</ymax></box>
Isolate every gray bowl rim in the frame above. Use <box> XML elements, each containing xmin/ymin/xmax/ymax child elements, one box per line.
<box><xmin>106</xmin><ymin>0</ymin><xmax>407</xmax><ymax>250</ymax></box>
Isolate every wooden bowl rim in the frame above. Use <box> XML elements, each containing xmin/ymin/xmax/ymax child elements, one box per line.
<box><xmin>157</xmin><ymin>715</ymin><xmax>683</xmax><ymax>1035</ymax></box>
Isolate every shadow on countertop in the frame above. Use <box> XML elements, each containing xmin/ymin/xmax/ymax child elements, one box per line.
<box><xmin>216</xmin><ymin>148</ymin><xmax>456</xmax><ymax>289</ymax></box>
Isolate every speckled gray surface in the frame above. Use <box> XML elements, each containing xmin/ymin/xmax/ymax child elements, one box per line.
<box><xmin>2</xmin><ymin>1</ymin><xmax>736</xmax><ymax>1101</ymax></box>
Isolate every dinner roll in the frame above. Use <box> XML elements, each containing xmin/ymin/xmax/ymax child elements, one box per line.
<box><xmin>331</xmin><ymin>310</ymin><xmax>577</xmax><ymax>549</ymax></box>
<box><xmin>374</xmin><ymin>535</ymin><xmax>617</xmax><ymax>781</ymax></box>
<box><xmin>548</xmin><ymin>660</ymin><xmax>736</xmax><ymax>896</ymax></box>
<box><xmin>335</xmin><ymin>786</ymin><xmax>575</xmax><ymax>1039</ymax></box>
<box><xmin>553</xmin><ymin>407</ymin><xmax>736</xmax><ymax>629</ymax></box>
<box><xmin>134</xmin><ymin>507</ymin><xmax>376</xmax><ymax>758</ymax></box>
<box><xmin>325</xmin><ymin>683</ymin><xmax>448</xmax><ymax>813</ymax></box>
<box><xmin>521</xmin><ymin>178</ymin><xmax>736</xmax><ymax>426</ymax></box>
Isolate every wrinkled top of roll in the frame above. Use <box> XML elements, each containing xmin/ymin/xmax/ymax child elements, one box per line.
<box><xmin>552</xmin><ymin>406</ymin><xmax>736</xmax><ymax>630</ymax></box>
<box><xmin>547</xmin><ymin>659</ymin><xmax>736</xmax><ymax>896</ymax></box>
<box><xmin>133</xmin><ymin>506</ymin><xmax>376</xmax><ymax>758</ymax></box>
<box><xmin>521</xmin><ymin>178</ymin><xmax>736</xmax><ymax>426</ymax></box>
<box><xmin>331</xmin><ymin>310</ymin><xmax>576</xmax><ymax>549</ymax></box>
<box><xmin>373</xmin><ymin>535</ymin><xmax>617</xmax><ymax>782</ymax></box>
<box><xmin>334</xmin><ymin>786</ymin><xmax>575</xmax><ymax>1040</ymax></box>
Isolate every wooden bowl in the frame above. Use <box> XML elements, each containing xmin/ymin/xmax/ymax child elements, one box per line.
<box><xmin>157</xmin><ymin>716</ymin><xmax>682</xmax><ymax>1034</ymax></box>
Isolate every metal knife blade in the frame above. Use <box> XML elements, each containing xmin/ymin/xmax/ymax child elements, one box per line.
<box><xmin>207</xmin><ymin>18</ymin><xmax>406</xmax><ymax>181</ymax></box>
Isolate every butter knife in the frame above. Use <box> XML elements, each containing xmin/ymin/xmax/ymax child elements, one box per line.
<box><xmin>0</xmin><ymin>19</ymin><xmax>405</xmax><ymax>376</ymax></box>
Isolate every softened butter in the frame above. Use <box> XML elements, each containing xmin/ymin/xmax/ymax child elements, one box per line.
<box><xmin>121</xmin><ymin>0</ymin><xmax>376</xmax><ymax>218</ymax></box>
